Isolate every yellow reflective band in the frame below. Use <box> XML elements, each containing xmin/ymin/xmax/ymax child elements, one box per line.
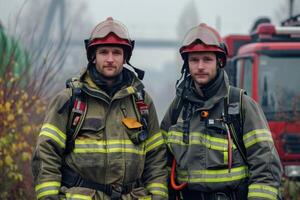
<box><xmin>66</xmin><ymin>193</ymin><xmax>92</xmax><ymax>200</ymax></box>
<box><xmin>126</xmin><ymin>86</ymin><xmax>135</xmax><ymax>94</ymax></box>
<box><xmin>245</xmin><ymin>137</ymin><xmax>274</xmax><ymax>148</ymax></box>
<box><xmin>224</xmin><ymin>151</ymin><xmax>228</xmax><ymax>164</ymax></box>
<box><xmin>35</xmin><ymin>181</ymin><xmax>61</xmax><ymax>191</ymax></box>
<box><xmin>243</xmin><ymin>129</ymin><xmax>273</xmax><ymax>148</ymax></box>
<box><xmin>76</xmin><ymin>139</ymin><xmax>133</xmax><ymax>145</ymax></box>
<box><xmin>177</xmin><ymin>166</ymin><xmax>248</xmax><ymax>183</ymax></box>
<box><xmin>248</xmin><ymin>184</ymin><xmax>278</xmax><ymax>199</ymax></box>
<box><xmin>42</xmin><ymin>123</ymin><xmax>66</xmax><ymax>140</ymax></box>
<box><xmin>145</xmin><ymin>132</ymin><xmax>164</xmax><ymax>151</ymax></box>
<box><xmin>37</xmin><ymin>190</ymin><xmax>59</xmax><ymax>200</ymax></box>
<box><xmin>243</xmin><ymin>129</ymin><xmax>271</xmax><ymax>140</ymax></box>
<box><xmin>168</xmin><ymin>131</ymin><xmax>236</xmax><ymax>151</ymax></box>
<box><xmin>249</xmin><ymin>184</ymin><xmax>278</xmax><ymax>193</ymax></box>
<box><xmin>248</xmin><ymin>192</ymin><xmax>276</xmax><ymax>200</ymax></box>
<box><xmin>74</xmin><ymin>147</ymin><xmax>145</xmax><ymax>154</ymax></box>
<box><xmin>180</xmin><ymin>166</ymin><xmax>247</xmax><ymax>175</ymax></box>
<box><xmin>179</xmin><ymin>174</ymin><xmax>247</xmax><ymax>183</ymax></box>
<box><xmin>146</xmin><ymin>183</ymin><xmax>168</xmax><ymax>190</ymax></box>
<box><xmin>148</xmin><ymin>190</ymin><xmax>168</xmax><ymax>197</ymax></box>
<box><xmin>39</xmin><ymin>131</ymin><xmax>66</xmax><ymax>148</ymax></box>
<box><xmin>146</xmin><ymin>132</ymin><xmax>163</xmax><ymax>145</ymax></box>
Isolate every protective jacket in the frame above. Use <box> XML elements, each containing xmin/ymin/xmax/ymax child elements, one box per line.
<box><xmin>32</xmin><ymin>67</ymin><xmax>168</xmax><ymax>200</ymax></box>
<box><xmin>161</xmin><ymin>70</ymin><xmax>282</xmax><ymax>200</ymax></box>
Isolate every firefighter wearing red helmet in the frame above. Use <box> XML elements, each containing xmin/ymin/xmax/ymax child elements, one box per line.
<box><xmin>32</xmin><ymin>17</ymin><xmax>168</xmax><ymax>200</ymax></box>
<box><xmin>161</xmin><ymin>23</ymin><xmax>282</xmax><ymax>200</ymax></box>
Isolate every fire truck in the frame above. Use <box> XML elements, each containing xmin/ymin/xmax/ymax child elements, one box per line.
<box><xmin>223</xmin><ymin>16</ymin><xmax>300</xmax><ymax>180</ymax></box>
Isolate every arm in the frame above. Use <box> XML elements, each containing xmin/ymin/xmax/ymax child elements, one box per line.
<box><xmin>142</xmin><ymin>92</ymin><xmax>168</xmax><ymax>200</ymax></box>
<box><xmin>242</xmin><ymin>95</ymin><xmax>283</xmax><ymax>200</ymax></box>
<box><xmin>31</xmin><ymin>89</ymin><xmax>71</xmax><ymax>200</ymax></box>
<box><xmin>160</xmin><ymin>96</ymin><xmax>181</xmax><ymax>200</ymax></box>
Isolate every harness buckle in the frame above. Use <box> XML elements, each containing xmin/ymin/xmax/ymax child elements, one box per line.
<box><xmin>111</xmin><ymin>184</ymin><xmax>122</xmax><ymax>200</ymax></box>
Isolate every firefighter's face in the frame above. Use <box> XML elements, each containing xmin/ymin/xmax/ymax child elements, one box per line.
<box><xmin>95</xmin><ymin>46</ymin><xmax>124</xmax><ymax>79</ymax></box>
<box><xmin>188</xmin><ymin>52</ymin><xmax>217</xmax><ymax>87</ymax></box>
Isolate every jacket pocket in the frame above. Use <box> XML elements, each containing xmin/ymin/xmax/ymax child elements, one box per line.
<box><xmin>129</xmin><ymin>187</ymin><xmax>151</xmax><ymax>200</ymax></box>
<box><xmin>79</xmin><ymin>117</ymin><xmax>104</xmax><ymax>138</ymax></box>
<box><xmin>122</xmin><ymin>117</ymin><xmax>147</xmax><ymax>145</ymax></box>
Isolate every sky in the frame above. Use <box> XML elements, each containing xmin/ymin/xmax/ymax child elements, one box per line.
<box><xmin>1</xmin><ymin>0</ymin><xmax>287</xmax><ymax>37</ymax></box>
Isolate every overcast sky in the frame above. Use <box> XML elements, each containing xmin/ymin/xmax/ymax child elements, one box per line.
<box><xmin>1</xmin><ymin>0</ymin><xmax>288</xmax><ymax>38</ymax></box>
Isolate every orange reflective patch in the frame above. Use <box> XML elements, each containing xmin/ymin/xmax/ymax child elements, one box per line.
<box><xmin>122</xmin><ymin>118</ymin><xmax>143</xmax><ymax>129</ymax></box>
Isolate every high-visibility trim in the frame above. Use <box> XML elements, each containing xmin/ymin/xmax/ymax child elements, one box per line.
<box><xmin>42</xmin><ymin>123</ymin><xmax>66</xmax><ymax>139</ymax></box>
<box><xmin>35</xmin><ymin>181</ymin><xmax>61</xmax><ymax>200</ymax></box>
<box><xmin>167</xmin><ymin>131</ymin><xmax>236</xmax><ymax>151</ymax></box>
<box><xmin>248</xmin><ymin>184</ymin><xmax>278</xmax><ymax>200</ymax></box>
<box><xmin>223</xmin><ymin>151</ymin><xmax>228</xmax><ymax>164</ymax></box>
<box><xmin>146</xmin><ymin>183</ymin><xmax>168</xmax><ymax>190</ymax></box>
<box><xmin>126</xmin><ymin>86</ymin><xmax>135</xmax><ymax>94</ymax></box>
<box><xmin>243</xmin><ymin>129</ymin><xmax>273</xmax><ymax>148</ymax></box>
<box><xmin>66</xmin><ymin>193</ymin><xmax>92</xmax><ymax>200</ymax></box>
<box><xmin>39</xmin><ymin>123</ymin><xmax>66</xmax><ymax>148</ymax></box>
<box><xmin>145</xmin><ymin>132</ymin><xmax>165</xmax><ymax>152</ymax></box>
<box><xmin>74</xmin><ymin>139</ymin><xmax>145</xmax><ymax>155</ymax></box>
<box><xmin>146</xmin><ymin>183</ymin><xmax>168</xmax><ymax>198</ymax></box>
<box><xmin>177</xmin><ymin>166</ymin><xmax>248</xmax><ymax>183</ymax></box>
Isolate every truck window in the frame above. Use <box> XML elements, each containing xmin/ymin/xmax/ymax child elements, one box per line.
<box><xmin>236</xmin><ymin>58</ymin><xmax>253</xmax><ymax>96</ymax></box>
<box><xmin>259</xmin><ymin>55</ymin><xmax>300</xmax><ymax>121</ymax></box>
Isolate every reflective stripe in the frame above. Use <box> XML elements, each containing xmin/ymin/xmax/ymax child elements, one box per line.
<box><xmin>35</xmin><ymin>181</ymin><xmax>60</xmax><ymax>200</ymax></box>
<box><xmin>74</xmin><ymin>139</ymin><xmax>145</xmax><ymax>154</ymax></box>
<box><xmin>66</xmin><ymin>193</ymin><xmax>92</xmax><ymax>200</ymax></box>
<box><xmin>146</xmin><ymin>183</ymin><xmax>168</xmax><ymax>198</ymax></box>
<box><xmin>243</xmin><ymin>129</ymin><xmax>273</xmax><ymax>148</ymax></box>
<box><xmin>126</xmin><ymin>86</ymin><xmax>135</xmax><ymax>94</ymax></box>
<box><xmin>145</xmin><ymin>132</ymin><xmax>165</xmax><ymax>152</ymax></box>
<box><xmin>177</xmin><ymin>166</ymin><xmax>248</xmax><ymax>183</ymax></box>
<box><xmin>39</xmin><ymin>123</ymin><xmax>66</xmax><ymax>148</ymax></box>
<box><xmin>248</xmin><ymin>184</ymin><xmax>278</xmax><ymax>200</ymax></box>
<box><xmin>167</xmin><ymin>131</ymin><xmax>236</xmax><ymax>151</ymax></box>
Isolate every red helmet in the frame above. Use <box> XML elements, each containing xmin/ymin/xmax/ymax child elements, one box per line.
<box><xmin>179</xmin><ymin>23</ymin><xmax>228</xmax><ymax>67</ymax></box>
<box><xmin>85</xmin><ymin>17</ymin><xmax>134</xmax><ymax>62</ymax></box>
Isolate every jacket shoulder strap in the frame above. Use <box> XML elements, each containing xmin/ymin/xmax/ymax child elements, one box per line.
<box><xmin>227</xmin><ymin>86</ymin><xmax>248</xmax><ymax>164</ymax></box>
<box><xmin>65</xmin><ymin>77</ymin><xmax>88</xmax><ymax>154</ymax></box>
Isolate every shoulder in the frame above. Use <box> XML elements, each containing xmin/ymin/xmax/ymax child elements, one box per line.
<box><xmin>48</xmin><ymin>88</ymin><xmax>72</xmax><ymax>112</ymax></box>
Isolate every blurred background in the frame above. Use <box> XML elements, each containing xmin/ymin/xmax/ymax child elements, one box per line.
<box><xmin>0</xmin><ymin>0</ymin><xmax>298</xmax><ymax>199</ymax></box>
<box><xmin>1</xmin><ymin>0</ymin><xmax>295</xmax><ymax>119</ymax></box>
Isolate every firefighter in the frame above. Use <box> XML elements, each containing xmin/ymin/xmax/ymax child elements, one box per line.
<box><xmin>160</xmin><ymin>23</ymin><xmax>282</xmax><ymax>200</ymax></box>
<box><xmin>32</xmin><ymin>17</ymin><xmax>168</xmax><ymax>200</ymax></box>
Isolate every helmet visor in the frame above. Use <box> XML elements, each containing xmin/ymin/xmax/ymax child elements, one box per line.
<box><xmin>182</xmin><ymin>25</ymin><xmax>221</xmax><ymax>47</ymax></box>
<box><xmin>90</xmin><ymin>18</ymin><xmax>131</xmax><ymax>41</ymax></box>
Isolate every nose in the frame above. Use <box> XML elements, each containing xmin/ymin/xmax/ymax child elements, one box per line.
<box><xmin>107</xmin><ymin>52</ymin><xmax>114</xmax><ymax>63</ymax></box>
<box><xmin>197</xmin><ymin>59</ymin><xmax>205</xmax><ymax>69</ymax></box>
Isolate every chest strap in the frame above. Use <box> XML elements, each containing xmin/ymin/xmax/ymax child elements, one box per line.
<box><xmin>61</xmin><ymin>165</ymin><xmax>143</xmax><ymax>199</ymax></box>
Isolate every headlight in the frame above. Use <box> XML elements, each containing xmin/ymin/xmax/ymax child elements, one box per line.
<box><xmin>285</xmin><ymin>165</ymin><xmax>300</xmax><ymax>177</ymax></box>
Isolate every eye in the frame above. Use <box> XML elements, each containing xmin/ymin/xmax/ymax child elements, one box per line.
<box><xmin>97</xmin><ymin>49</ymin><xmax>108</xmax><ymax>55</ymax></box>
<box><xmin>189</xmin><ymin>57</ymin><xmax>199</xmax><ymax>63</ymax></box>
<box><xmin>203</xmin><ymin>56</ymin><xmax>213</xmax><ymax>62</ymax></box>
<box><xmin>113</xmin><ymin>50</ymin><xmax>123</xmax><ymax>55</ymax></box>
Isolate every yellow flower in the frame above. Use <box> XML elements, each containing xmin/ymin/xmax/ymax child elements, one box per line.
<box><xmin>4</xmin><ymin>155</ymin><xmax>13</xmax><ymax>166</ymax></box>
<box><xmin>7</xmin><ymin>114</ymin><xmax>15</xmax><ymax>122</ymax></box>
<box><xmin>22</xmin><ymin>152</ymin><xmax>31</xmax><ymax>161</ymax></box>
<box><xmin>22</xmin><ymin>125</ymin><xmax>31</xmax><ymax>134</ymax></box>
<box><xmin>5</xmin><ymin>102</ymin><xmax>11</xmax><ymax>110</ymax></box>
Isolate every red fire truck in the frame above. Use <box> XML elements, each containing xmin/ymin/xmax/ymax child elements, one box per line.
<box><xmin>224</xmin><ymin>16</ymin><xmax>300</xmax><ymax>179</ymax></box>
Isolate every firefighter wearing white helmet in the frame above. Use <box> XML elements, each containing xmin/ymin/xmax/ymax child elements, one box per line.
<box><xmin>161</xmin><ymin>23</ymin><xmax>282</xmax><ymax>200</ymax></box>
<box><xmin>32</xmin><ymin>17</ymin><xmax>168</xmax><ymax>200</ymax></box>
